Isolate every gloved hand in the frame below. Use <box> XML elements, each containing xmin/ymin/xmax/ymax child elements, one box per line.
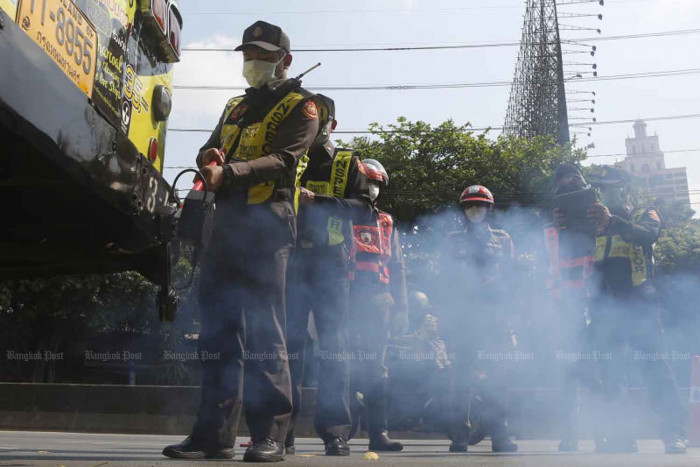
<box><xmin>587</xmin><ymin>202</ymin><xmax>612</xmax><ymax>233</ymax></box>
<box><xmin>299</xmin><ymin>187</ymin><xmax>315</xmax><ymax>207</ymax></box>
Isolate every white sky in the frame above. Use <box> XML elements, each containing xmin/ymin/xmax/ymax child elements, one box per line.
<box><xmin>165</xmin><ymin>0</ymin><xmax>700</xmax><ymax>211</ymax></box>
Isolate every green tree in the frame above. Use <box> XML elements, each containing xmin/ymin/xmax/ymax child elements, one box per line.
<box><xmin>0</xmin><ymin>255</ymin><xmax>201</xmax><ymax>383</ymax></box>
<box><xmin>341</xmin><ymin>118</ymin><xmax>585</xmax><ymax>223</ymax></box>
<box><xmin>655</xmin><ymin>219</ymin><xmax>700</xmax><ymax>275</ymax></box>
<box><xmin>647</xmin><ymin>197</ymin><xmax>695</xmax><ymax>227</ymax></box>
<box><xmin>0</xmin><ymin>275</ymin><xmax>104</xmax><ymax>381</ymax></box>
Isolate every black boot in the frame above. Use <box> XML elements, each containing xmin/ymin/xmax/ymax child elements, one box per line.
<box><xmin>162</xmin><ymin>435</ymin><xmax>234</xmax><ymax>459</ymax></box>
<box><xmin>369</xmin><ymin>431</ymin><xmax>404</xmax><ymax>452</ymax></box>
<box><xmin>595</xmin><ymin>436</ymin><xmax>637</xmax><ymax>453</ymax></box>
<box><xmin>449</xmin><ymin>426</ymin><xmax>470</xmax><ymax>452</ymax></box>
<box><xmin>243</xmin><ymin>438</ymin><xmax>284</xmax><ymax>463</ymax></box>
<box><xmin>492</xmin><ymin>436</ymin><xmax>518</xmax><ymax>453</ymax></box>
<box><xmin>284</xmin><ymin>430</ymin><xmax>295</xmax><ymax>455</ymax></box>
<box><xmin>449</xmin><ymin>441</ymin><xmax>468</xmax><ymax>452</ymax></box>
<box><xmin>664</xmin><ymin>436</ymin><xmax>687</xmax><ymax>454</ymax></box>
<box><xmin>325</xmin><ymin>437</ymin><xmax>351</xmax><ymax>456</ymax></box>
<box><xmin>558</xmin><ymin>438</ymin><xmax>579</xmax><ymax>452</ymax></box>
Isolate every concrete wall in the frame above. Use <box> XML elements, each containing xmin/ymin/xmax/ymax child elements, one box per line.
<box><xmin>0</xmin><ymin>383</ymin><xmax>690</xmax><ymax>439</ymax></box>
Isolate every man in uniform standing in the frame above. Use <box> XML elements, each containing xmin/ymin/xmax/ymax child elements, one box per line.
<box><xmin>544</xmin><ymin>164</ymin><xmax>598</xmax><ymax>452</ymax></box>
<box><xmin>349</xmin><ymin>159</ymin><xmax>408</xmax><ymax>452</ymax></box>
<box><xmin>586</xmin><ymin>166</ymin><xmax>686</xmax><ymax>454</ymax></box>
<box><xmin>285</xmin><ymin>95</ymin><xmax>373</xmax><ymax>456</ymax></box>
<box><xmin>439</xmin><ymin>185</ymin><xmax>518</xmax><ymax>453</ymax></box>
<box><xmin>163</xmin><ymin>21</ymin><xmax>319</xmax><ymax>462</ymax></box>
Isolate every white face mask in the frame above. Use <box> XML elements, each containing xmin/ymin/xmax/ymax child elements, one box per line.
<box><xmin>369</xmin><ymin>184</ymin><xmax>380</xmax><ymax>201</ymax></box>
<box><xmin>242</xmin><ymin>56</ymin><xmax>284</xmax><ymax>88</ymax></box>
<box><xmin>464</xmin><ymin>205</ymin><xmax>488</xmax><ymax>223</ymax></box>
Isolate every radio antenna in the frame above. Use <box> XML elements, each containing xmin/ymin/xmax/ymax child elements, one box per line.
<box><xmin>295</xmin><ymin>62</ymin><xmax>321</xmax><ymax>80</ymax></box>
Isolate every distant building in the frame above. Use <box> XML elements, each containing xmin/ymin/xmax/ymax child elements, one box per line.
<box><xmin>617</xmin><ymin>120</ymin><xmax>690</xmax><ymax>209</ymax></box>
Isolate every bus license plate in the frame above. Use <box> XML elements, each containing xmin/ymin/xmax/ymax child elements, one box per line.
<box><xmin>17</xmin><ymin>0</ymin><xmax>97</xmax><ymax>97</ymax></box>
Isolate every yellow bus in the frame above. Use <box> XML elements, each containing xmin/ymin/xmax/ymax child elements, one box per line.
<box><xmin>0</xmin><ymin>0</ymin><xmax>184</xmax><ymax>319</ymax></box>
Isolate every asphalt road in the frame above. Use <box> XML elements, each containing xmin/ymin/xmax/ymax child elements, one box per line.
<box><xmin>0</xmin><ymin>431</ymin><xmax>698</xmax><ymax>466</ymax></box>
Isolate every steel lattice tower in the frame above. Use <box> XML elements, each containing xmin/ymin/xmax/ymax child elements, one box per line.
<box><xmin>504</xmin><ymin>0</ymin><xmax>570</xmax><ymax>145</ymax></box>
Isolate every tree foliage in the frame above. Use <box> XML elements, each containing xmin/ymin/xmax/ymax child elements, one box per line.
<box><xmin>341</xmin><ymin>118</ymin><xmax>586</xmax><ymax>223</ymax></box>
<box><xmin>0</xmin><ymin>255</ymin><xmax>201</xmax><ymax>383</ymax></box>
<box><xmin>655</xmin><ymin>219</ymin><xmax>700</xmax><ymax>275</ymax></box>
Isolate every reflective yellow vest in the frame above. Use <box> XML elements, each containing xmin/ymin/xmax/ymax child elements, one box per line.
<box><xmin>594</xmin><ymin>208</ymin><xmax>650</xmax><ymax>287</ymax></box>
<box><xmin>219</xmin><ymin>92</ymin><xmax>309</xmax><ymax>211</ymax></box>
<box><xmin>303</xmin><ymin>150</ymin><xmax>353</xmax><ymax>246</ymax></box>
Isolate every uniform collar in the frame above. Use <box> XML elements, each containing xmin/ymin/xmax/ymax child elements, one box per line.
<box><xmin>266</xmin><ymin>78</ymin><xmax>290</xmax><ymax>91</ymax></box>
<box><xmin>308</xmin><ymin>141</ymin><xmax>335</xmax><ymax>162</ymax></box>
<box><xmin>245</xmin><ymin>79</ymin><xmax>288</xmax><ymax>95</ymax></box>
<box><xmin>245</xmin><ymin>78</ymin><xmax>295</xmax><ymax>98</ymax></box>
<box><xmin>466</xmin><ymin>222</ymin><xmax>491</xmax><ymax>238</ymax></box>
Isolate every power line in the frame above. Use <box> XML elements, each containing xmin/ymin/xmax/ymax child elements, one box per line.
<box><xmin>587</xmin><ymin>148</ymin><xmax>700</xmax><ymax>159</ymax></box>
<box><xmin>185</xmin><ymin>0</ymin><xmax>662</xmax><ymax>17</ymax></box>
<box><xmin>182</xmin><ymin>41</ymin><xmax>524</xmax><ymax>53</ymax></box>
<box><xmin>181</xmin><ymin>28</ymin><xmax>700</xmax><ymax>53</ymax></box>
<box><xmin>186</xmin><ymin>3</ymin><xmax>534</xmax><ymax>16</ymax></box>
<box><xmin>173</xmin><ymin>67</ymin><xmax>700</xmax><ymax>92</ymax></box>
<box><xmin>576</xmin><ymin>113</ymin><xmax>700</xmax><ymax>127</ymax></box>
<box><xmin>168</xmin><ymin>112</ymin><xmax>700</xmax><ymax>136</ymax></box>
<box><xmin>174</xmin><ymin>81</ymin><xmax>510</xmax><ymax>92</ymax></box>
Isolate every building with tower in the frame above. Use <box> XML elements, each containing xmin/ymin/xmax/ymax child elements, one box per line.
<box><xmin>617</xmin><ymin>120</ymin><xmax>690</xmax><ymax>209</ymax></box>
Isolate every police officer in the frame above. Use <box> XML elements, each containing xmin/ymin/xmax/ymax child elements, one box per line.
<box><xmin>163</xmin><ymin>21</ymin><xmax>319</xmax><ymax>462</ymax></box>
<box><xmin>284</xmin><ymin>95</ymin><xmax>373</xmax><ymax>456</ymax></box>
<box><xmin>440</xmin><ymin>185</ymin><xmax>518</xmax><ymax>453</ymax></box>
<box><xmin>349</xmin><ymin>159</ymin><xmax>408</xmax><ymax>452</ymax></box>
<box><xmin>545</xmin><ymin>164</ymin><xmax>598</xmax><ymax>452</ymax></box>
<box><xmin>386</xmin><ymin>292</ymin><xmax>451</xmax><ymax>432</ymax></box>
<box><xmin>586</xmin><ymin>166</ymin><xmax>686</xmax><ymax>454</ymax></box>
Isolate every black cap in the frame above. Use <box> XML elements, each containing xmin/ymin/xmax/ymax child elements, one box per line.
<box><xmin>554</xmin><ymin>163</ymin><xmax>583</xmax><ymax>183</ymax></box>
<box><xmin>315</xmin><ymin>94</ymin><xmax>335</xmax><ymax>124</ymax></box>
<box><xmin>589</xmin><ymin>165</ymin><xmax>632</xmax><ymax>187</ymax></box>
<box><xmin>554</xmin><ymin>163</ymin><xmax>588</xmax><ymax>194</ymax></box>
<box><xmin>235</xmin><ymin>21</ymin><xmax>290</xmax><ymax>53</ymax></box>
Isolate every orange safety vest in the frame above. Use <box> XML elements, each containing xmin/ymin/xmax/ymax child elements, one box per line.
<box><xmin>543</xmin><ymin>226</ymin><xmax>594</xmax><ymax>299</ymax></box>
<box><xmin>353</xmin><ymin>211</ymin><xmax>393</xmax><ymax>284</ymax></box>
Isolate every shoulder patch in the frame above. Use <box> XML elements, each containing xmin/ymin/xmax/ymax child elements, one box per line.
<box><xmin>302</xmin><ymin>100</ymin><xmax>318</xmax><ymax>120</ymax></box>
<box><xmin>229</xmin><ymin>104</ymin><xmax>249</xmax><ymax>123</ymax></box>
